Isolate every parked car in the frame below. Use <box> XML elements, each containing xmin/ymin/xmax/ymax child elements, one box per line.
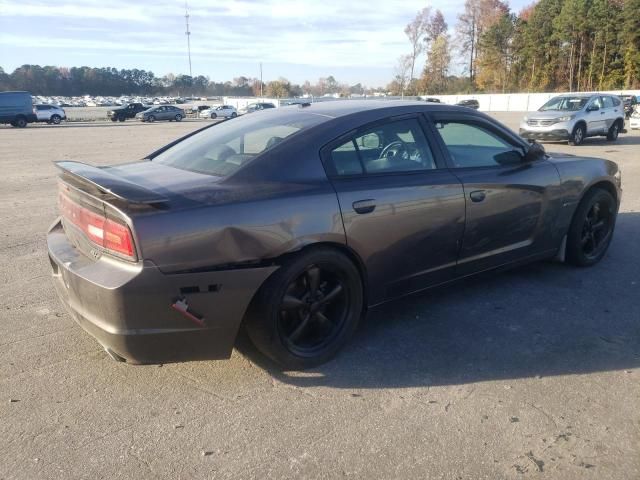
<box><xmin>425</xmin><ymin>97</ymin><xmax>441</xmax><ymax>103</ymax></box>
<box><xmin>0</xmin><ymin>91</ymin><xmax>37</xmax><ymax>127</ymax></box>
<box><xmin>135</xmin><ymin>105</ymin><xmax>185</xmax><ymax>122</ymax></box>
<box><xmin>455</xmin><ymin>99</ymin><xmax>479</xmax><ymax>109</ymax></box>
<box><xmin>107</xmin><ymin>103</ymin><xmax>149</xmax><ymax>122</ymax></box>
<box><xmin>620</xmin><ymin>95</ymin><xmax>638</xmax><ymax>118</ymax></box>
<box><xmin>48</xmin><ymin>101</ymin><xmax>621</xmax><ymax>369</ymax></box>
<box><xmin>239</xmin><ymin>102</ymin><xmax>276</xmax><ymax>114</ymax></box>
<box><xmin>199</xmin><ymin>105</ymin><xmax>238</xmax><ymax>119</ymax></box>
<box><xmin>519</xmin><ymin>94</ymin><xmax>625</xmax><ymax>145</ymax></box>
<box><xmin>629</xmin><ymin>105</ymin><xmax>640</xmax><ymax>130</ymax></box>
<box><xmin>35</xmin><ymin>104</ymin><xmax>67</xmax><ymax>124</ymax></box>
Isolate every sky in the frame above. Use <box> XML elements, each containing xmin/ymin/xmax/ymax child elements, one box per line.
<box><xmin>0</xmin><ymin>0</ymin><xmax>531</xmax><ymax>87</ymax></box>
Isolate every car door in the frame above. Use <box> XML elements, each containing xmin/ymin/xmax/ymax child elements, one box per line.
<box><xmin>585</xmin><ymin>97</ymin><xmax>605</xmax><ymax>134</ymax></box>
<box><xmin>427</xmin><ymin>113</ymin><xmax>562</xmax><ymax>276</ymax></box>
<box><xmin>35</xmin><ymin>105</ymin><xmax>46</xmax><ymax>121</ymax></box>
<box><xmin>602</xmin><ymin>96</ymin><xmax>619</xmax><ymax>130</ymax></box>
<box><xmin>323</xmin><ymin>115</ymin><xmax>466</xmax><ymax>304</ymax></box>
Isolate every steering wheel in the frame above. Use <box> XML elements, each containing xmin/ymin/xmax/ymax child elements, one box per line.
<box><xmin>379</xmin><ymin>141</ymin><xmax>409</xmax><ymax>161</ymax></box>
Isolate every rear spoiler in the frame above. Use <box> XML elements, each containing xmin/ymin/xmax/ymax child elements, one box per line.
<box><xmin>55</xmin><ymin>161</ymin><xmax>168</xmax><ymax>204</ymax></box>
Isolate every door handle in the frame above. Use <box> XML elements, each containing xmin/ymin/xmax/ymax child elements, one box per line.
<box><xmin>469</xmin><ymin>190</ymin><xmax>486</xmax><ymax>203</ymax></box>
<box><xmin>601</xmin><ymin>111</ymin><xmax>606</xmax><ymax>115</ymax></box>
<box><xmin>353</xmin><ymin>199</ymin><xmax>376</xmax><ymax>214</ymax></box>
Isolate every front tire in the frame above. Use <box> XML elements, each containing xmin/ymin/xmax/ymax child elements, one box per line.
<box><xmin>566</xmin><ymin>188</ymin><xmax>617</xmax><ymax>267</ymax></box>
<box><xmin>231</xmin><ymin>112</ymin><xmax>237</xmax><ymax>118</ymax></box>
<box><xmin>50</xmin><ymin>114</ymin><xmax>62</xmax><ymax>125</ymax></box>
<box><xmin>118</xmin><ymin>116</ymin><xmax>125</xmax><ymax>122</ymax></box>
<box><xmin>210</xmin><ymin>113</ymin><xmax>217</xmax><ymax>119</ymax></box>
<box><xmin>569</xmin><ymin>123</ymin><xmax>585</xmax><ymax>146</ymax></box>
<box><xmin>175</xmin><ymin>114</ymin><xmax>182</xmax><ymax>122</ymax></box>
<box><xmin>147</xmin><ymin>115</ymin><xmax>155</xmax><ymax>122</ymax></box>
<box><xmin>244</xmin><ymin>248</ymin><xmax>363</xmax><ymax>370</ymax></box>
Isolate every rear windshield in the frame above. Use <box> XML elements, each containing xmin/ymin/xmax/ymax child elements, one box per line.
<box><xmin>539</xmin><ymin>96</ymin><xmax>589</xmax><ymax>111</ymax></box>
<box><xmin>153</xmin><ymin>111</ymin><xmax>325</xmax><ymax>177</ymax></box>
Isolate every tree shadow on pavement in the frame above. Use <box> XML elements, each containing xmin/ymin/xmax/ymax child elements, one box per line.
<box><xmin>237</xmin><ymin>212</ymin><xmax>640</xmax><ymax>389</ymax></box>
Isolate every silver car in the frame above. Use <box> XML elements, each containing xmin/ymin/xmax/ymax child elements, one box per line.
<box><xmin>35</xmin><ymin>104</ymin><xmax>66</xmax><ymax>124</ymax></box>
<box><xmin>519</xmin><ymin>94</ymin><xmax>625</xmax><ymax>145</ymax></box>
<box><xmin>135</xmin><ymin>105</ymin><xmax>185</xmax><ymax>122</ymax></box>
<box><xmin>199</xmin><ymin>105</ymin><xmax>238</xmax><ymax>119</ymax></box>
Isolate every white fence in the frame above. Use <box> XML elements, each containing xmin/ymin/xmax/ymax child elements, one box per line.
<box><xmin>222</xmin><ymin>90</ymin><xmax>640</xmax><ymax>113</ymax></box>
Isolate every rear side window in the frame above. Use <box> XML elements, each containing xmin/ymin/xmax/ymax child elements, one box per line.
<box><xmin>612</xmin><ymin>96</ymin><xmax>621</xmax><ymax>107</ymax></box>
<box><xmin>329</xmin><ymin>118</ymin><xmax>436</xmax><ymax>176</ymax></box>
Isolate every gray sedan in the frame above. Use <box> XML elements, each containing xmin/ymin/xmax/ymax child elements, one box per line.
<box><xmin>135</xmin><ymin>105</ymin><xmax>185</xmax><ymax>122</ymax></box>
<box><xmin>48</xmin><ymin>101</ymin><xmax>621</xmax><ymax>369</ymax></box>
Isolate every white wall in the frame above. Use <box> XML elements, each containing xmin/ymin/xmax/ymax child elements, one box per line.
<box><xmin>426</xmin><ymin>90</ymin><xmax>640</xmax><ymax>112</ymax></box>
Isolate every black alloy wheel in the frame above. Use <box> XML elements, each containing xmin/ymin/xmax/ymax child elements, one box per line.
<box><xmin>566</xmin><ymin>188</ymin><xmax>616</xmax><ymax>266</ymax></box>
<box><xmin>245</xmin><ymin>248</ymin><xmax>363</xmax><ymax>369</ymax></box>
<box><xmin>278</xmin><ymin>265</ymin><xmax>349</xmax><ymax>356</ymax></box>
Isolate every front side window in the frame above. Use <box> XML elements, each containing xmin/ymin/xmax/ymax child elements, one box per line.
<box><xmin>434</xmin><ymin>120</ymin><xmax>523</xmax><ymax>168</ymax></box>
<box><xmin>154</xmin><ymin>111</ymin><xmax>325</xmax><ymax>177</ymax></box>
<box><xmin>329</xmin><ymin>118</ymin><xmax>436</xmax><ymax>176</ymax></box>
<box><xmin>602</xmin><ymin>96</ymin><xmax>614</xmax><ymax>108</ymax></box>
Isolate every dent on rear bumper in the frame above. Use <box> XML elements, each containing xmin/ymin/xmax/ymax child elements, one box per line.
<box><xmin>47</xmin><ymin>219</ymin><xmax>278</xmax><ymax>363</ymax></box>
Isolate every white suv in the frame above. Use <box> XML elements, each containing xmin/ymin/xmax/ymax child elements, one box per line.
<box><xmin>519</xmin><ymin>94</ymin><xmax>625</xmax><ymax>145</ymax></box>
<box><xmin>35</xmin><ymin>104</ymin><xmax>67</xmax><ymax>124</ymax></box>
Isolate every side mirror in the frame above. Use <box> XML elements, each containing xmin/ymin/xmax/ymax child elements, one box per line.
<box><xmin>524</xmin><ymin>141</ymin><xmax>546</xmax><ymax>162</ymax></box>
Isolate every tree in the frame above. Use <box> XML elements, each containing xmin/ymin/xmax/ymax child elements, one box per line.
<box><xmin>623</xmin><ymin>0</ymin><xmax>640</xmax><ymax>88</ymax></box>
<box><xmin>392</xmin><ymin>55</ymin><xmax>413</xmax><ymax>97</ymax></box>
<box><xmin>265</xmin><ymin>77</ymin><xmax>291</xmax><ymax>98</ymax></box>
<box><xmin>404</xmin><ymin>8</ymin><xmax>431</xmax><ymax>85</ymax></box>
<box><xmin>476</xmin><ymin>13</ymin><xmax>518</xmax><ymax>92</ymax></box>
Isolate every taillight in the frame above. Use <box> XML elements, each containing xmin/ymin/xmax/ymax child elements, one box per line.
<box><xmin>59</xmin><ymin>191</ymin><xmax>136</xmax><ymax>260</ymax></box>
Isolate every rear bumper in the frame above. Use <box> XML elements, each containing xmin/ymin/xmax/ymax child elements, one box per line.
<box><xmin>47</xmin><ymin>219</ymin><xmax>277</xmax><ymax>363</ymax></box>
<box><xmin>519</xmin><ymin>128</ymin><xmax>570</xmax><ymax>141</ymax></box>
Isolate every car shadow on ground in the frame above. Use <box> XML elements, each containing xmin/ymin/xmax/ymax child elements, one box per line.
<box><xmin>541</xmin><ymin>133</ymin><xmax>640</xmax><ymax>147</ymax></box>
<box><xmin>236</xmin><ymin>212</ymin><xmax>640</xmax><ymax>389</ymax></box>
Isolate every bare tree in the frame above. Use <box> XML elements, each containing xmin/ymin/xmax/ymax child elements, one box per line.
<box><xmin>394</xmin><ymin>54</ymin><xmax>413</xmax><ymax>98</ymax></box>
<box><xmin>404</xmin><ymin>8</ymin><xmax>431</xmax><ymax>85</ymax></box>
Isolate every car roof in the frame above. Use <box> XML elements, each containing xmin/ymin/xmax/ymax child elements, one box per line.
<box><xmin>284</xmin><ymin>99</ymin><xmax>448</xmax><ymax>118</ymax></box>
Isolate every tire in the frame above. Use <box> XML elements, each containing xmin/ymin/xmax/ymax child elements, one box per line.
<box><xmin>50</xmin><ymin>114</ymin><xmax>61</xmax><ymax>125</ymax></box>
<box><xmin>606</xmin><ymin>120</ymin><xmax>620</xmax><ymax>141</ymax></box>
<box><xmin>566</xmin><ymin>188</ymin><xmax>617</xmax><ymax>267</ymax></box>
<box><xmin>568</xmin><ymin>123</ymin><xmax>585</xmax><ymax>145</ymax></box>
<box><xmin>14</xmin><ymin>116</ymin><xmax>27</xmax><ymax>128</ymax></box>
<box><xmin>118</xmin><ymin>116</ymin><xmax>125</xmax><ymax>122</ymax></box>
<box><xmin>231</xmin><ymin>112</ymin><xmax>237</xmax><ymax>118</ymax></box>
<box><xmin>174</xmin><ymin>114</ymin><xmax>182</xmax><ymax>122</ymax></box>
<box><xmin>147</xmin><ymin>115</ymin><xmax>155</xmax><ymax>122</ymax></box>
<box><xmin>210</xmin><ymin>113</ymin><xmax>217</xmax><ymax>119</ymax></box>
<box><xmin>244</xmin><ymin>248</ymin><xmax>364</xmax><ymax>370</ymax></box>
<box><xmin>110</xmin><ymin>117</ymin><xmax>118</xmax><ymax>122</ymax></box>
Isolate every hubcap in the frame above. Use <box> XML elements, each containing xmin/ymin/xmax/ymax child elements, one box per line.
<box><xmin>581</xmin><ymin>201</ymin><xmax>612</xmax><ymax>259</ymax></box>
<box><xmin>278</xmin><ymin>265</ymin><xmax>348</xmax><ymax>356</ymax></box>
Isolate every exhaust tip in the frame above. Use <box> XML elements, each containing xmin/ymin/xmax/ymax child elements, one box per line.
<box><xmin>103</xmin><ymin>347</ymin><xmax>126</xmax><ymax>363</ymax></box>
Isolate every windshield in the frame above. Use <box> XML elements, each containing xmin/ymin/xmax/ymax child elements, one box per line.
<box><xmin>539</xmin><ymin>96</ymin><xmax>589</xmax><ymax>111</ymax></box>
<box><xmin>153</xmin><ymin>111</ymin><xmax>325</xmax><ymax>177</ymax></box>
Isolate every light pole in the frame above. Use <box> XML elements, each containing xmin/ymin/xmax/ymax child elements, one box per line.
<box><xmin>185</xmin><ymin>1</ymin><xmax>192</xmax><ymax>79</ymax></box>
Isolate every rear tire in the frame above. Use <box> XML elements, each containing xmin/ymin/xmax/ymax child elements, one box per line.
<box><xmin>606</xmin><ymin>120</ymin><xmax>620</xmax><ymax>141</ymax></box>
<box><xmin>566</xmin><ymin>188</ymin><xmax>617</xmax><ymax>267</ymax></box>
<box><xmin>231</xmin><ymin>112</ymin><xmax>237</xmax><ymax>118</ymax></box>
<box><xmin>568</xmin><ymin>123</ymin><xmax>585</xmax><ymax>146</ymax></box>
<box><xmin>244</xmin><ymin>248</ymin><xmax>363</xmax><ymax>370</ymax></box>
<box><xmin>14</xmin><ymin>116</ymin><xmax>27</xmax><ymax>128</ymax></box>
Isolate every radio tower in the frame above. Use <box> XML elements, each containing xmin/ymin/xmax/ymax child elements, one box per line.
<box><xmin>185</xmin><ymin>1</ymin><xmax>192</xmax><ymax>78</ymax></box>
